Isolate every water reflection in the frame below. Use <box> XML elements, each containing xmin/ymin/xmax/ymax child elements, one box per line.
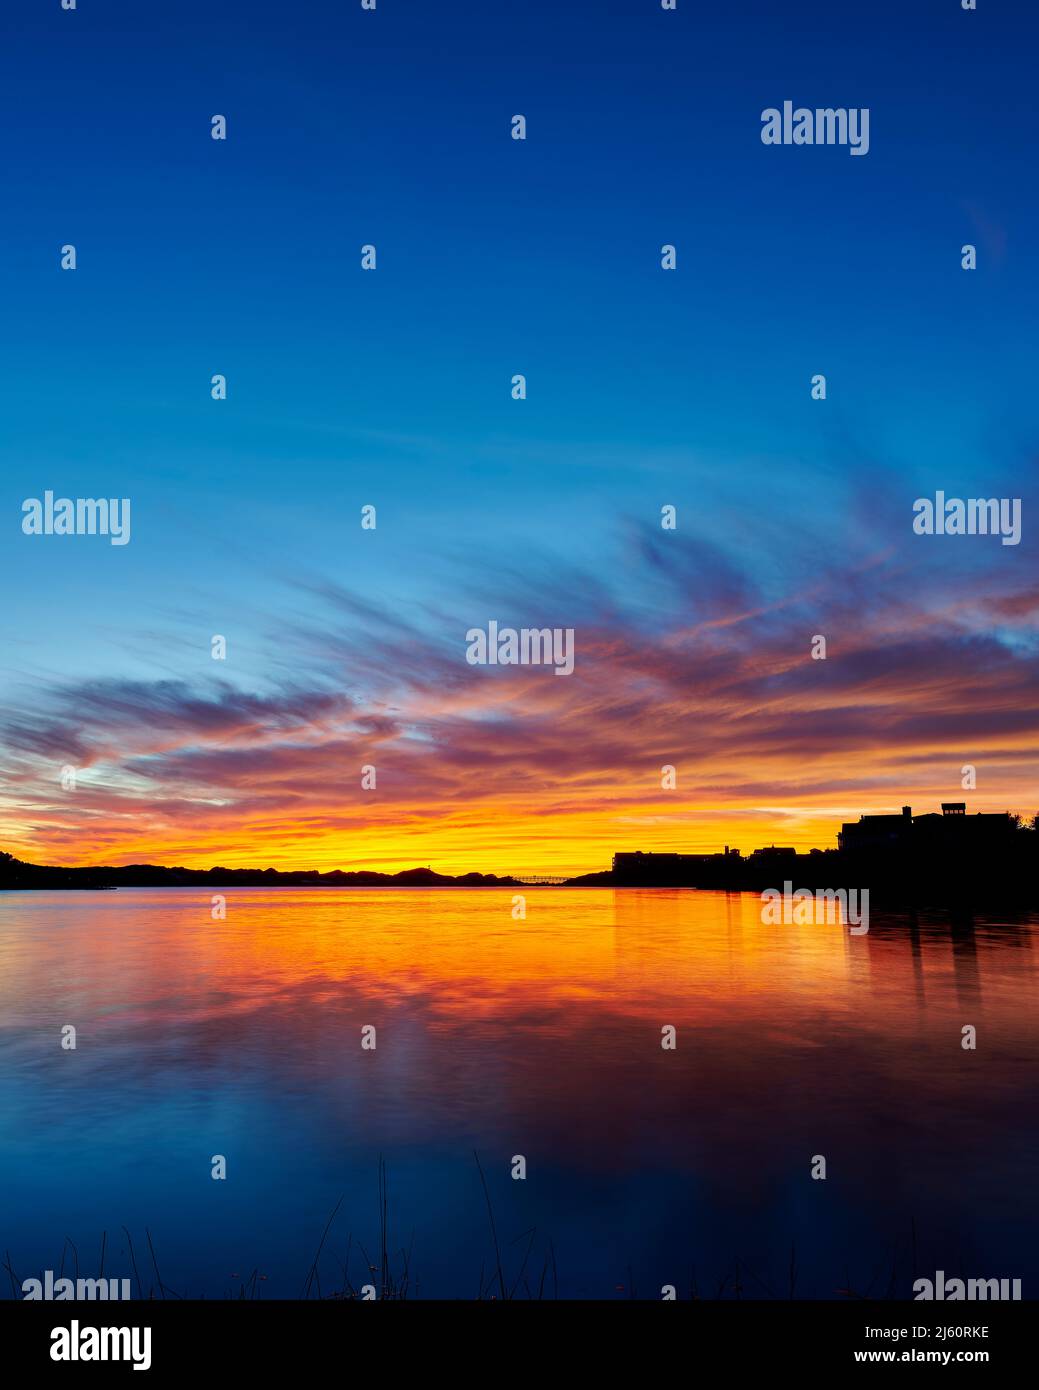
<box><xmin>0</xmin><ymin>889</ymin><xmax>1036</xmax><ymax>1298</ymax></box>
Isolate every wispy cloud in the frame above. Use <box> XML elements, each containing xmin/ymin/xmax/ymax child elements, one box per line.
<box><xmin>2</xmin><ymin>521</ymin><xmax>1037</xmax><ymax>872</ymax></box>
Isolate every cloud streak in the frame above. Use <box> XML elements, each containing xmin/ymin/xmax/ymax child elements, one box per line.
<box><xmin>2</xmin><ymin>521</ymin><xmax>1037</xmax><ymax>874</ymax></box>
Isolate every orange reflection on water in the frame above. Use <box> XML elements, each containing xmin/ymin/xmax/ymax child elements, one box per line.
<box><xmin>2</xmin><ymin>887</ymin><xmax>1030</xmax><ymax>1041</ymax></box>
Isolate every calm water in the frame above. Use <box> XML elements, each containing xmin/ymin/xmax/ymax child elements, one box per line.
<box><xmin>1</xmin><ymin>888</ymin><xmax>1037</xmax><ymax>1299</ymax></box>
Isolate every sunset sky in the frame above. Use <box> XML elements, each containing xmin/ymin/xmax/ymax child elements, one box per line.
<box><xmin>2</xmin><ymin>0</ymin><xmax>1037</xmax><ymax>874</ymax></box>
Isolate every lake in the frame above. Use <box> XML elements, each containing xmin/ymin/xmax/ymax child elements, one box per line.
<box><xmin>1</xmin><ymin>888</ymin><xmax>1036</xmax><ymax>1299</ymax></box>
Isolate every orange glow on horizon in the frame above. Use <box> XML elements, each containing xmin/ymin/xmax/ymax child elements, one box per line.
<box><xmin>7</xmin><ymin>794</ymin><xmax>1033</xmax><ymax>876</ymax></box>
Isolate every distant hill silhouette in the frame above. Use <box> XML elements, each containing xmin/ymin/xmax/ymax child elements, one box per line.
<box><xmin>0</xmin><ymin>851</ymin><xmax>519</xmax><ymax>890</ymax></box>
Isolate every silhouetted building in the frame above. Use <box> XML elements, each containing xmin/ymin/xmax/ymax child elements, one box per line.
<box><xmin>839</xmin><ymin>805</ymin><xmax>912</xmax><ymax>852</ymax></box>
<box><xmin>612</xmin><ymin>851</ymin><xmax>713</xmax><ymax>875</ymax></box>
<box><xmin>913</xmin><ymin>808</ymin><xmax>1016</xmax><ymax>841</ymax></box>
<box><xmin>839</xmin><ymin>802</ymin><xmax>1015</xmax><ymax>852</ymax></box>
<box><xmin>605</xmin><ymin>802</ymin><xmax>1030</xmax><ymax>898</ymax></box>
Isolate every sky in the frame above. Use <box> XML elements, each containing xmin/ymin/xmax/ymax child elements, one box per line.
<box><xmin>1</xmin><ymin>0</ymin><xmax>1038</xmax><ymax>874</ymax></box>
